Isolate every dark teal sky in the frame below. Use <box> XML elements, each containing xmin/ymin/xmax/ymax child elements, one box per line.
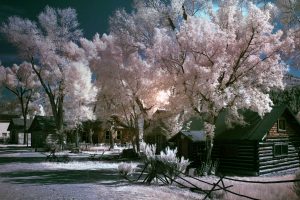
<box><xmin>0</xmin><ymin>0</ymin><xmax>133</xmax><ymax>65</ymax></box>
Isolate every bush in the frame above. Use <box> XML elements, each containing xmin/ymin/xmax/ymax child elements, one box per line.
<box><xmin>141</xmin><ymin>144</ymin><xmax>190</xmax><ymax>184</ymax></box>
<box><xmin>158</xmin><ymin>147</ymin><xmax>190</xmax><ymax>181</ymax></box>
<box><xmin>198</xmin><ymin>160</ymin><xmax>219</xmax><ymax>176</ymax></box>
<box><xmin>118</xmin><ymin>162</ymin><xmax>137</xmax><ymax>180</ymax></box>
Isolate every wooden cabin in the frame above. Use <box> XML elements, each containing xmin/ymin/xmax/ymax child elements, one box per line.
<box><xmin>213</xmin><ymin>106</ymin><xmax>300</xmax><ymax>175</ymax></box>
<box><xmin>80</xmin><ymin>119</ymin><xmax>134</xmax><ymax>146</ymax></box>
<box><xmin>144</xmin><ymin>126</ymin><xmax>169</xmax><ymax>153</ymax></box>
<box><xmin>28</xmin><ymin>116</ymin><xmax>57</xmax><ymax>148</ymax></box>
<box><xmin>7</xmin><ymin>118</ymin><xmax>32</xmax><ymax>144</ymax></box>
<box><xmin>169</xmin><ymin>130</ymin><xmax>206</xmax><ymax>164</ymax></box>
<box><xmin>97</xmin><ymin>126</ymin><xmax>134</xmax><ymax>145</ymax></box>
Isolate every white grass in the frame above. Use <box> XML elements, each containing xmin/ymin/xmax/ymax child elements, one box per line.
<box><xmin>41</xmin><ymin>161</ymin><xmax>140</xmax><ymax>170</ymax></box>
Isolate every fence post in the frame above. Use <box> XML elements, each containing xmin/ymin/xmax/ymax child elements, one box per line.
<box><xmin>203</xmin><ymin>176</ymin><xmax>224</xmax><ymax>200</ymax></box>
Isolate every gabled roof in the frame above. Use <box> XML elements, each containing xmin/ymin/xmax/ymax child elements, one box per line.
<box><xmin>170</xmin><ymin>130</ymin><xmax>206</xmax><ymax>142</ymax></box>
<box><xmin>214</xmin><ymin>106</ymin><xmax>296</xmax><ymax>140</ymax></box>
<box><xmin>0</xmin><ymin>114</ymin><xmax>20</xmax><ymax>122</ymax></box>
<box><xmin>182</xmin><ymin>117</ymin><xmax>204</xmax><ymax>131</ymax></box>
<box><xmin>7</xmin><ymin>118</ymin><xmax>33</xmax><ymax>131</ymax></box>
<box><xmin>169</xmin><ymin>105</ymin><xmax>299</xmax><ymax>141</ymax></box>
<box><xmin>28</xmin><ymin>116</ymin><xmax>56</xmax><ymax>132</ymax></box>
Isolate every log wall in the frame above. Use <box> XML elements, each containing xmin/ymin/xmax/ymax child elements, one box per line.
<box><xmin>212</xmin><ymin>140</ymin><xmax>258</xmax><ymax>175</ymax></box>
<box><xmin>258</xmin><ymin>116</ymin><xmax>300</xmax><ymax>175</ymax></box>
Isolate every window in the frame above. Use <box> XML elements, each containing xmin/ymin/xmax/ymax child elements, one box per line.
<box><xmin>116</xmin><ymin>130</ymin><xmax>121</xmax><ymax>140</ymax></box>
<box><xmin>273</xmin><ymin>143</ymin><xmax>288</xmax><ymax>157</ymax></box>
<box><xmin>277</xmin><ymin>119</ymin><xmax>286</xmax><ymax>132</ymax></box>
<box><xmin>105</xmin><ymin>131</ymin><xmax>110</xmax><ymax>140</ymax></box>
<box><xmin>2</xmin><ymin>133</ymin><xmax>7</xmax><ymax>137</ymax></box>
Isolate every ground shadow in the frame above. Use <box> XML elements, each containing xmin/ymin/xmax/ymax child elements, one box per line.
<box><xmin>1</xmin><ymin>169</ymin><xmax>123</xmax><ymax>185</ymax></box>
<box><xmin>0</xmin><ymin>157</ymin><xmax>45</xmax><ymax>165</ymax></box>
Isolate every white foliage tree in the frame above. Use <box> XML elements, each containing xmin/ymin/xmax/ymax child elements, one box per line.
<box><xmin>0</xmin><ymin>6</ymin><xmax>90</xmax><ymax>146</ymax></box>
<box><xmin>80</xmin><ymin>32</ymin><xmax>164</xmax><ymax>152</ymax></box>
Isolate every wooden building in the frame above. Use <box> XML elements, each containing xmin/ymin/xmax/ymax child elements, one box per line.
<box><xmin>28</xmin><ymin>116</ymin><xmax>57</xmax><ymax>148</ymax></box>
<box><xmin>168</xmin><ymin>106</ymin><xmax>300</xmax><ymax>175</ymax></box>
<box><xmin>97</xmin><ymin>127</ymin><xmax>134</xmax><ymax>145</ymax></box>
<box><xmin>144</xmin><ymin>126</ymin><xmax>169</xmax><ymax>153</ymax></box>
<box><xmin>80</xmin><ymin>120</ymin><xmax>134</xmax><ymax>146</ymax></box>
<box><xmin>213</xmin><ymin>106</ymin><xmax>300</xmax><ymax>175</ymax></box>
<box><xmin>7</xmin><ymin>118</ymin><xmax>32</xmax><ymax>144</ymax></box>
<box><xmin>169</xmin><ymin>130</ymin><xmax>206</xmax><ymax>163</ymax></box>
<box><xmin>0</xmin><ymin>114</ymin><xmax>19</xmax><ymax>143</ymax></box>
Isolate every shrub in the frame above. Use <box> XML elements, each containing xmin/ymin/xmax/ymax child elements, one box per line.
<box><xmin>118</xmin><ymin>162</ymin><xmax>137</xmax><ymax>180</ymax></box>
<box><xmin>198</xmin><ymin>160</ymin><xmax>219</xmax><ymax>176</ymax></box>
<box><xmin>158</xmin><ymin>147</ymin><xmax>190</xmax><ymax>181</ymax></box>
<box><xmin>141</xmin><ymin>144</ymin><xmax>190</xmax><ymax>184</ymax></box>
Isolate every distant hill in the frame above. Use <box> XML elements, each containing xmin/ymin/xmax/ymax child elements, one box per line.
<box><xmin>284</xmin><ymin>74</ymin><xmax>300</xmax><ymax>87</ymax></box>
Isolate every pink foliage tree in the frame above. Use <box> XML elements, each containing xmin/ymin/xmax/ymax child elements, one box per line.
<box><xmin>0</xmin><ymin>62</ymin><xmax>40</xmax><ymax>146</ymax></box>
<box><xmin>0</xmin><ymin>6</ymin><xmax>94</xmax><ymax>146</ymax></box>
<box><xmin>80</xmin><ymin>33</ymin><xmax>161</xmax><ymax>151</ymax></box>
<box><xmin>146</xmin><ymin>0</ymin><xmax>293</xmax><ymax>162</ymax></box>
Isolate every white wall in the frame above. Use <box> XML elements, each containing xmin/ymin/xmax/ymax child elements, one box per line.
<box><xmin>0</xmin><ymin>122</ymin><xmax>10</xmax><ymax>141</ymax></box>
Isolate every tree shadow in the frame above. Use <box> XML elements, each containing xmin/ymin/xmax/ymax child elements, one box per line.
<box><xmin>0</xmin><ymin>157</ymin><xmax>46</xmax><ymax>165</ymax></box>
<box><xmin>0</xmin><ymin>169</ymin><xmax>123</xmax><ymax>185</ymax></box>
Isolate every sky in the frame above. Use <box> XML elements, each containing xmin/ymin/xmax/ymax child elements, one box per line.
<box><xmin>0</xmin><ymin>0</ymin><xmax>133</xmax><ymax>66</ymax></box>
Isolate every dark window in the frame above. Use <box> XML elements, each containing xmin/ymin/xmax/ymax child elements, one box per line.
<box><xmin>116</xmin><ymin>130</ymin><xmax>121</xmax><ymax>140</ymax></box>
<box><xmin>277</xmin><ymin>119</ymin><xmax>286</xmax><ymax>132</ymax></box>
<box><xmin>273</xmin><ymin>143</ymin><xmax>288</xmax><ymax>157</ymax></box>
<box><xmin>105</xmin><ymin>131</ymin><xmax>110</xmax><ymax>140</ymax></box>
<box><xmin>2</xmin><ymin>133</ymin><xmax>7</xmax><ymax>137</ymax></box>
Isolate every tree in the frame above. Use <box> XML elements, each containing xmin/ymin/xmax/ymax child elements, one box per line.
<box><xmin>276</xmin><ymin>0</ymin><xmax>300</xmax><ymax>68</ymax></box>
<box><xmin>0</xmin><ymin>62</ymin><xmax>40</xmax><ymax>146</ymax></box>
<box><xmin>270</xmin><ymin>86</ymin><xmax>300</xmax><ymax>114</ymax></box>
<box><xmin>80</xmin><ymin>33</ymin><xmax>161</xmax><ymax>152</ymax></box>
<box><xmin>143</xmin><ymin>0</ymin><xmax>293</xmax><ymax>163</ymax></box>
<box><xmin>63</xmin><ymin>61</ymin><xmax>97</xmax><ymax>147</ymax></box>
<box><xmin>1</xmin><ymin>6</ymin><xmax>84</xmax><ymax>146</ymax></box>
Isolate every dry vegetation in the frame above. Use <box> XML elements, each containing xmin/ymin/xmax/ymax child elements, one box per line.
<box><xmin>177</xmin><ymin>174</ymin><xmax>299</xmax><ymax>200</ymax></box>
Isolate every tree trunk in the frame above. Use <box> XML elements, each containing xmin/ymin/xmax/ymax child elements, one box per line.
<box><xmin>109</xmin><ymin>130</ymin><xmax>115</xmax><ymax>150</ymax></box>
<box><xmin>75</xmin><ymin>129</ymin><xmax>79</xmax><ymax>148</ymax></box>
<box><xmin>31</xmin><ymin>58</ymin><xmax>65</xmax><ymax>148</ymax></box>
<box><xmin>88</xmin><ymin>129</ymin><xmax>93</xmax><ymax>144</ymax></box>
<box><xmin>205</xmin><ymin>135</ymin><xmax>213</xmax><ymax>164</ymax></box>
<box><xmin>135</xmin><ymin>129</ymin><xmax>140</xmax><ymax>153</ymax></box>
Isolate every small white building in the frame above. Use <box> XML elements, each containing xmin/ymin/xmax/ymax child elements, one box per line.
<box><xmin>0</xmin><ymin>114</ymin><xmax>19</xmax><ymax>143</ymax></box>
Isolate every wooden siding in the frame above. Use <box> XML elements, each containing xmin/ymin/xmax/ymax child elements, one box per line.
<box><xmin>144</xmin><ymin>134</ymin><xmax>167</xmax><ymax>153</ymax></box>
<box><xmin>212</xmin><ymin>141</ymin><xmax>258</xmax><ymax>175</ymax></box>
<box><xmin>258</xmin><ymin>116</ymin><xmax>300</xmax><ymax>175</ymax></box>
<box><xmin>169</xmin><ymin>134</ymin><xmax>205</xmax><ymax>162</ymax></box>
<box><xmin>96</xmin><ymin>129</ymin><xmax>133</xmax><ymax>144</ymax></box>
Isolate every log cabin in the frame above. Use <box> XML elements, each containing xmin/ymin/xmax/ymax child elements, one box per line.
<box><xmin>28</xmin><ymin>116</ymin><xmax>57</xmax><ymax>149</ymax></box>
<box><xmin>7</xmin><ymin>118</ymin><xmax>32</xmax><ymax>144</ymax></box>
<box><xmin>169</xmin><ymin>130</ymin><xmax>206</xmax><ymax>165</ymax></box>
<box><xmin>169</xmin><ymin>106</ymin><xmax>300</xmax><ymax>175</ymax></box>
<box><xmin>213</xmin><ymin>106</ymin><xmax>300</xmax><ymax>175</ymax></box>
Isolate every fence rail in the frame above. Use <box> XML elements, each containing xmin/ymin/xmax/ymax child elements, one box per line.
<box><xmin>169</xmin><ymin>168</ymin><xmax>300</xmax><ymax>200</ymax></box>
